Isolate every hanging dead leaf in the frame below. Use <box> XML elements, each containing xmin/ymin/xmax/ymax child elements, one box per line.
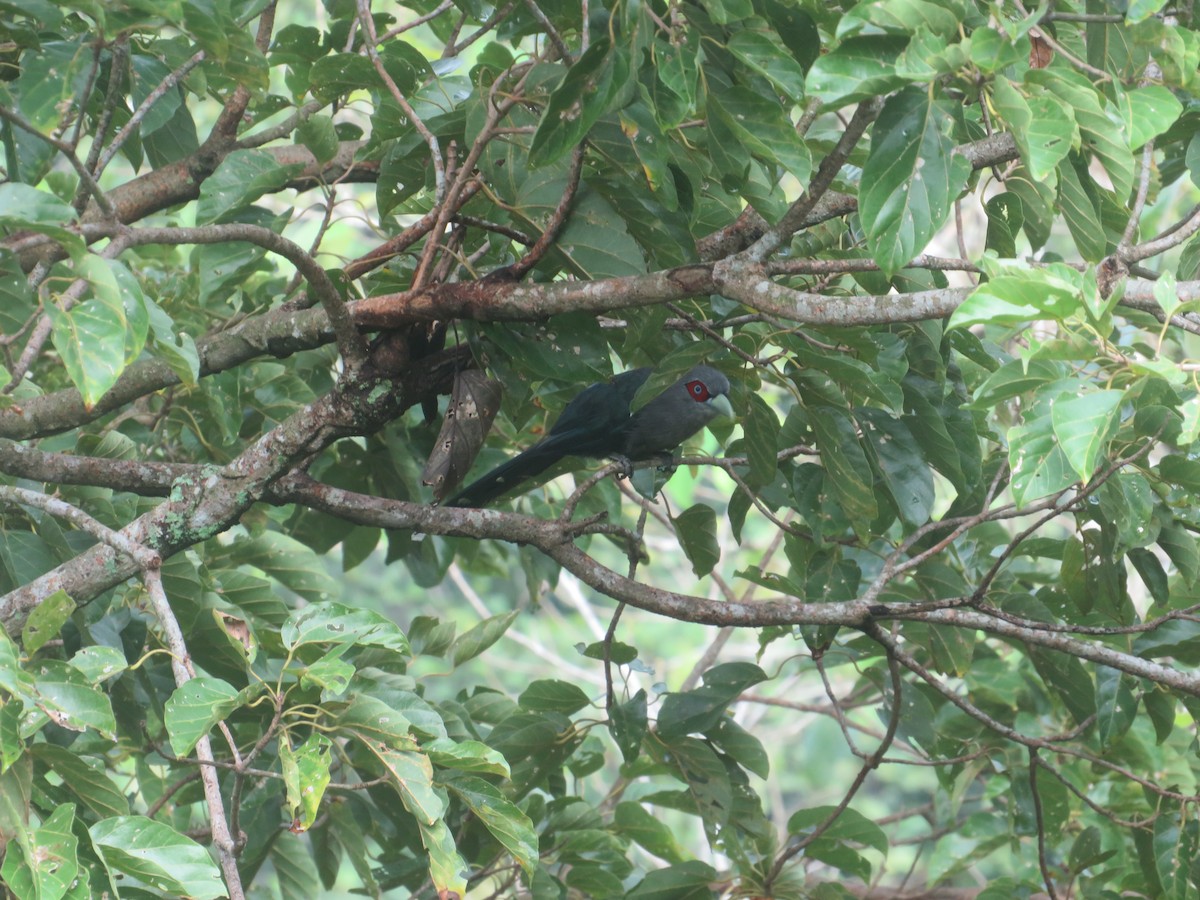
<box><xmin>422</xmin><ymin>369</ymin><xmax>502</xmax><ymax>501</ymax></box>
<box><xmin>1029</xmin><ymin>30</ymin><xmax>1053</xmax><ymax>68</ymax></box>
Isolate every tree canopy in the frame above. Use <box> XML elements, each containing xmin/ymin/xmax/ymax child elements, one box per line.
<box><xmin>3</xmin><ymin>0</ymin><xmax>1200</xmax><ymax>897</ymax></box>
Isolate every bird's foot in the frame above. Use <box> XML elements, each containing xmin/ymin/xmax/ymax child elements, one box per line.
<box><xmin>612</xmin><ymin>454</ymin><xmax>634</xmax><ymax>479</ymax></box>
<box><xmin>650</xmin><ymin>451</ymin><xmax>677</xmax><ymax>474</ymax></box>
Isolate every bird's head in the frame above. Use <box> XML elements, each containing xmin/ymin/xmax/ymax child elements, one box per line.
<box><xmin>681</xmin><ymin>365</ymin><xmax>734</xmax><ymax>421</ymax></box>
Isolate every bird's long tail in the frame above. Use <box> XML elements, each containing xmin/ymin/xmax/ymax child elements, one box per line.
<box><xmin>444</xmin><ymin>437</ymin><xmax>570</xmax><ymax>507</ymax></box>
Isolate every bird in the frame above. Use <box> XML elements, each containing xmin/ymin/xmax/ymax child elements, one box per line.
<box><xmin>445</xmin><ymin>365</ymin><xmax>734</xmax><ymax>507</ymax></box>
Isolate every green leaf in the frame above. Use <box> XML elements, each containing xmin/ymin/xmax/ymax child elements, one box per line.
<box><xmin>1030</xmin><ymin>68</ymin><xmax>1134</xmax><ymax>200</ymax></box>
<box><xmin>1095</xmin><ymin>668</ymin><xmax>1138</xmax><ymax>748</ymax></box>
<box><xmin>282</xmin><ymin>601</ymin><xmax>411</xmax><ymax>655</ymax></box>
<box><xmin>21</xmin><ymin>589</ymin><xmax>73</xmax><ymax>654</ymax></box>
<box><xmin>280</xmin><ymin>732</ymin><xmax>331</xmax><ymax>832</ymax></box>
<box><xmin>810</xmin><ymin>405</ymin><xmax>878</xmax><ymax>525</ymax></box>
<box><xmin>32</xmin><ymin>660</ymin><xmax>116</xmax><ymax>739</ymax></box>
<box><xmin>726</xmin><ymin>22</ymin><xmax>807</xmax><ymax>98</ymax></box>
<box><xmin>48</xmin><ymin>255</ymin><xmax>148</xmax><ymax>409</ymax></box>
<box><xmin>860</xmin><ymin>89</ymin><xmax>972</xmax><ymax>275</ymax></box>
<box><xmin>1028</xmin><ymin>647</ymin><xmax>1096</xmax><ymax>726</ymax></box>
<box><xmin>67</xmin><ymin>645</ymin><xmax>128</xmax><ymax>685</ymax></box>
<box><xmin>614</xmin><ymin>801</ymin><xmax>689</xmax><ymax>865</ymax></box>
<box><xmin>0</xmin><ymin>185</ymin><xmax>85</xmax><ymax>260</ymax></box>
<box><xmin>657</xmin><ymin>663</ymin><xmax>767</xmax><ymax>740</ymax></box>
<box><xmin>221</xmin><ymin>531</ymin><xmax>340</xmax><ymax>602</ymax></box>
<box><xmin>519</xmin><ymin>679</ymin><xmax>592</xmax><ymax>714</ymax></box>
<box><xmin>837</xmin><ymin>0</ymin><xmax>963</xmax><ymax>38</ymax></box>
<box><xmin>1050</xmin><ymin>390</ymin><xmax>1123</xmax><ymax>482</ymax></box>
<box><xmin>1009</xmin><ymin>414</ymin><xmax>1076</xmax><ymax>505</ymax></box>
<box><xmin>296</xmin><ymin>113</ymin><xmax>339</xmax><ymax>164</ymax></box>
<box><xmin>969</xmin><ymin>358</ymin><xmax>1065</xmax><ymax>408</ymax></box>
<box><xmin>530</xmin><ymin>42</ymin><xmax>629</xmax><ymax>167</ymax></box>
<box><xmin>366</xmin><ymin>743</ymin><xmax>467</xmax><ymax>894</ymax></box>
<box><xmin>32</xmin><ymin>744</ymin><xmax>129</xmax><ymax>818</ymax></box>
<box><xmin>90</xmin><ymin>816</ymin><xmax>224</xmax><ymax>899</ymax></box>
<box><xmin>0</xmin><ymin>802</ymin><xmax>79</xmax><ymax>900</ymax></box>
<box><xmin>743</xmin><ymin>393</ymin><xmax>780</xmax><ymax>487</ymax></box>
<box><xmin>309</xmin><ymin>52</ymin><xmax>379</xmax><ymax>103</ymax></box>
<box><xmin>15</xmin><ymin>39</ymin><xmax>90</xmax><ymax>130</ymax></box>
<box><xmin>368</xmin><ymin>743</ymin><xmax>446</xmax><ymax>824</ymax></box>
<box><xmin>1133</xmin><ymin>619</ymin><xmax>1200</xmax><ymax>664</ymax></box>
<box><xmin>705</xmin><ymin>0</ymin><xmax>754</xmax><ymax>23</ymax></box>
<box><xmin>1143</xmin><ymin>687</ymin><xmax>1176</xmax><ymax>744</ymax></box>
<box><xmin>1057</xmin><ymin>153</ymin><xmax>1108</xmax><ymax>262</ymax></box>
<box><xmin>1129</xmin><ymin>547</ymin><xmax>1170</xmax><ymax>605</ymax></box>
<box><xmin>707</xmin><ymin>86</ymin><xmax>812</xmax><ymax>185</ymax></box>
<box><xmin>984</xmin><ymin>192</ymin><xmax>1024</xmax><ymax>257</ymax></box>
<box><xmin>1157</xmin><ymin>522</ymin><xmax>1200</xmax><ymax>587</ymax></box>
<box><xmin>1154</xmin><ymin>813</ymin><xmax>1200</xmax><ymax>898</ymax></box>
<box><xmin>627</xmin><ymin>860</ymin><xmax>717</xmax><ymax>898</ymax></box>
<box><xmin>1117</xmin><ymin>85</ymin><xmax>1183</xmax><ymax>148</ymax></box>
<box><xmin>787</xmin><ymin>805</ymin><xmax>889</xmax><ymax>856</ymax></box>
<box><xmin>551</xmin><ymin>186</ymin><xmax>649</xmax><ymax>279</ymax></box>
<box><xmin>673</xmin><ymin>504</ymin><xmax>720</xmax><ymax>578</ymax></box>
<box><xmin>164</xmin><ymin>676</ymin><xmax>241</xmax><ymax>757</ymax></box>
<box><xmin>856</xmin><ymin>408</ymin><xmax>934</xmax><ymax>526</ymax></box>
<box><xmin>709</xmin><ymin>717</ymin><xmax>769</xmax><ymax>779</ymax></box>
<box><xmin>806</xmin><ymin>36</ymin><xmax>909</xmax><ymax>108</ymax></box>
<box><xmin>661</xmin><ymin>737</ymin><xmax>733</xmax><ymax>835</ymax></box>
<box><xmin>196</xmin><ymin>148</ymin><xmax>304</xmax><ymax>224</ymax></box>
<box><xmin>334</xmin><ymin>693</ymin><xmax>417</xmax><ymax>749</ymax></box>
<box><xmin>581</xmin><ymin>640</ymin><xmax>638</xmax><ymax>664</ymax></box>
<box><xmin>443</xmin><ymin>773</ymin><xmax>539</xmax><ymax>873</ymax></box>
<box><xmin>950</xmin><ymin>267</ymin><xmax>1084</xmax><ymax>329</ymax></box>
<box><xmin>610</xmin><ymin>689</ymin><xmax>648</xmax><ymax>763</ymax></box>
<box><xmin>991</xmin><ymin>79</ymin><xmax>1076</xmax><ymax>182</ymax></box>
<box><xmin>452</xmin><ymin>610</ymin><xmax>519</xmax><ymax>666</ymax></box>
<box><xmin>423</xmin><ymin>738</ymin><xmax>510</xmax><ymax>776</ymax></box>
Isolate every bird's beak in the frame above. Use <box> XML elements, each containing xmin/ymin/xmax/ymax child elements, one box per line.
<box><xmin>710</xmin><ymin>393</ymin><xmax>734</xmax><ymax>420</ymax></box>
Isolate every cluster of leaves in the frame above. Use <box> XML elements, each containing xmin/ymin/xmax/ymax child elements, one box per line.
<box><xmin>5</xmin><ymin>0</ymin><xmax>1200</xmax><ymax>897</ymax></box>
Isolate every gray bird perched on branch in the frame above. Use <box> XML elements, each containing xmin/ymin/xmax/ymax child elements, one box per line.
<box><xmin>445</xmin><ymin>365</ymin><xmax>734</xmax><ymax>507</ymax></box>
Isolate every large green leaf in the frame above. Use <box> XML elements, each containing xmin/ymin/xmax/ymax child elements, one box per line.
<box><xmin>164</xmin><ymin>676</ymin><xmax>241</xmax><ymax>757</ymax></box>
<box><xmin>48</xmin><ymin>256</ymin><xmax>149</xmax><ymax>409</ymax></box>
<box><xmin>442</xmin><ymin>773</ymin><xmax>539</xmax><ymax>873</ymax></box>
<box><xmin>726</xmin><ymin>21</ymin><xmax>807</xmax><ymax>98</ymax></box>
<box><xmin>657</xmin><ymin>662</ymin><xmax>767</xmax><ymax>740</ymax></box>
<box><xmin>90</xmin><ymin>816</ymin><xmax>224</xmax><ymax>899</ymax></box>
<box><xmin>530</xmin><ymin>41</ymin><xmax>630</xmax><ymax>167</ymax></box>
<box><xmin>196</xmin><ymin>149</ymin><xmax>304</xmax><ymax>224</ymax></box>
<box><xmin>0</xmin><ymin>185</ymin><xmax>85</xmax><ymax>260</ymax></box>
<box><xmin>15</xmin><ymin>39</ymin><xmax>90</xmax><ymax>130</ymax></box>
<box><xmin>32</xmin><ymin>744</ymin><xmax>129</xmax><ymax>818</ymax></box>
<box><xmin>857</xmin><ymin>408</ymin><xmax>934</xmax><ymax>526</ymax></box>
<box><xmin>673</xmin><ymin>504</ymin><xmax>721</xmax><ymax>578</ymax></box>
<box><xmin>806</xmin><ymin>36</ymin><xmax>909</xmax><ymax>107</ymax></box>
<box><xmin>1008</xmin><ymin>412</ymin><xmax>1077</xmax><ymax>506</ymax></box>
<box><xmin>991</xmin><ymin>79</ymin><xmax>1076</xmax><ymax>182</ymax></box>
<box><xmin>451</xmin><ymin>610</ymin><xmax>518</xmax><ymax>666</ymax></box>
<box><xmin>809</xmin><ymin>405</ymin><xmax>879</xmax><ymax>524</ymax></box>
<box><xmin>1050</xmin><ymin>390</ymin><xmax>1123</xmax><ymax>482</ymax></box>
<box><xmin>859</xmin><ymin>89</ymin><xmax>972</xmax><ymax>275</ymax></box>
<box><xmin>282</xmin><ymin>601</ymin><xmax>411</xmax><ymax>655</ymax></box>
<box><xmin>707</xmin><ymin>85</ymin><xmax>812</xmax><ymax>185</ymax></box>
<box><xmin>837</xmin><ymin>0</ymin><xmax>964</xmax><ymax>38</ymax></box>
<box><xmin>1030</xmin><ymin>68</ymin><xmax>1134</xmax><ymax>199</ymax></box>
<box><xmin>30</xmin><ymin>660</ymin><xmax>116</xmax><ymax>739</ymax></box>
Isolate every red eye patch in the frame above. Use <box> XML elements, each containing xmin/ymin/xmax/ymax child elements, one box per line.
<box><xmin>686</xmin><ymin>380</ymin><xmax>711</xmax><ymax>402</ymax></box>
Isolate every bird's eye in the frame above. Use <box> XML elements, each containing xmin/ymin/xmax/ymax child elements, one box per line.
<box><xmin>686</xmin><ymin>380</ymin><xmax>710</xmax><ymax>401</ymax></box>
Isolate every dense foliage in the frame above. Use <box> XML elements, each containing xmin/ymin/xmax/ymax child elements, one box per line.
<box><xmin>4</xmin><ymin>0</ymin><xmax>1200</xmax><ymax>897</ymax></box>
